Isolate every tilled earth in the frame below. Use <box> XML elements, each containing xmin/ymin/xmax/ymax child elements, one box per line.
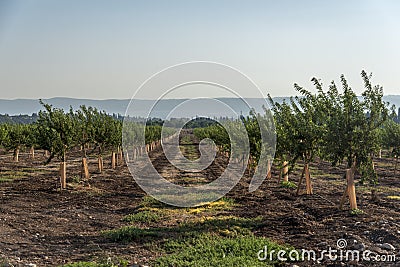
<box><xmin>0</xmin><ymin>134</ymin><xmax>399</xmax><ymax>266</ymax></box>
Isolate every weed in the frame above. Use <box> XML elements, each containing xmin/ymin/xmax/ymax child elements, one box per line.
<box><xmin>71</xmin><ymin>175</ymin><xmax>81</xmax><ymax>184</ymax></box>
<box><xmin>123</xmin><ymin>210</ymin><xmax>162</xmax><ymax>223</ymax></box>
<box><xmin>280</xmin><ymin>181</ymin><xmax>297</xmax><ymax>189</ymax></box>
<box><xmin>350</xmin><ymin>208</ymin><xmax>364</xmax><ymax>215</ymax></box>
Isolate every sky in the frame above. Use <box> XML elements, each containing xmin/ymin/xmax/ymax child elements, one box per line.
<box><xmin>0</xmin><ymin>0</ymin><xmax>399</xmax><ymax>99</ymax></box>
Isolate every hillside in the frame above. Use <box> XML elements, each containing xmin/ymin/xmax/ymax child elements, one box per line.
<box><xmin>0</xmin><ymin>96</ymin><xmax>399</xmax><ymax>117</ymax></box>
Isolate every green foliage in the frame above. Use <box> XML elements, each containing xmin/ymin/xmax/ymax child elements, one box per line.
<box><xmin>269</xmin><ymin>71</ymin><xmax>388</xmax><ymax>184</ymax></box>
<box><xmin>269</xmin><ymin>71</ymin><xmax>388</xmax><ymax>185</ymax></box>
<box><xmin>91</xmin><ymin>109</ymin><xmax>121</xmax><ymax>154</ymax></box>
<box><xmin>241</xmin><ymin>111</ymin><xmax>262</xmax><ymax>162</ymax></box>
<box><xmin>73</xmin><ymin>105</ymin><xmax>97</xmax><ymax>157</ymax></box>
<box><xmin>122</xmin><ymin>121</ymin><xmax>145</xmax><ymax>147</ymax></box>
<box><xmin>24</xmin><ymin>123</ymin><xmax>39</xmax><ymax>149</ymax></box>
<box><xmin>183</xmin><ymin>117</ymin><xmax>218</xmax><ymax>128</ymax></box>
<box><xmin>268</xmin><ymin>89</ymin><xmax>323</xmax><ymax>173</ymax></box>
<box><xmin>0</xmin><ymin>124</ymin><xmax>7</xmax><ymax>147</ymax></box>
<box><xmin>381</xmin><ymin>119</ymin><xmax>400</xmax><ymax>158</ymax></box>
<box><xmin>36</xmin><ymin>101</ymin><xmax>75</xmax><ymax>162</ymax></box>
<box><xmin>145</xmin><ymin>125</ymin><xmax>162</xmax><ymax>144</ymax></box>
<box><xmin>194</xmin><ymin>122</ymin><xmax>231</xmax><ymax>153</ymax></box>
<box><xmin>319</xmin><ymin>72</ymin><xmax>387</xmax><ymax>183</ymax></box>
<box><xmin>2</xmin><ymin>123</ymin><xmax>31</xmax><ymax>152</ymax></box>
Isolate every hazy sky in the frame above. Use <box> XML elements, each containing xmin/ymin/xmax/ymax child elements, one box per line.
<box><xmin>0</xmin><ymin>0</ymin><xmax>399</xmax><ymax>99</ymax></box>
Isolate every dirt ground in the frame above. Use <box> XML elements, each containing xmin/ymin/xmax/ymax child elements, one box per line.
<box><xmin>0</xmin><ymin>134</ymin><xmax>399</xmax><ymax>266</ymax></box>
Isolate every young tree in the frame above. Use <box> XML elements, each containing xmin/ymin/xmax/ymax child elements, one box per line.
<box><xmin>92</xmin><ymin>109</ymin><xmax>121</xmax><ymax>172</ymax></box>
<box><xmin>0</xmin><ymin>124</ymin><xmax>8</xmax><ymax>150</ymax></box>
<box><xmin>25</xmin><ymin>124</ymin><xmax>39</xmax><ymax>159</ymax></box>
<box><xmin>36</xmin><ymin>101</ymin><xmax>75</xmax><ymax>189</ymax></box>
<box><xmin>109</xmin><ymin>118</ymin><xmax>122</xmax><ymax>168</ymax></box>
<box><xmin>319</xmin><ymin>72</ymin><xmax>388</xmax><ymax>184</ymax></box>
<box><xmin>3</xmin><ymin>124</ymin><xmax>30</xmax><ymax>162</ymax></box>
<box><xmin>241</xmin><ymin>111</ymin><xmax>262</xmax><ymax>167</ymax></box>
<box><xmin>293</xmin><ymin>71</ymin><xmax>388</xmax><ymax>209</ymax></box>
<box><xmin>74</xmin><ymin>105</ymin><xmax>96</xmax><ymax>178</ymax></box>
<box><xmin>269</xmin><ymin>84</ymin><xmax>326</xmax><ymax>193</ymax></box>
<box><xmin>267</xmin><ymin>98</ymin><xmax>298</xmax><ymax>182</ymax></box>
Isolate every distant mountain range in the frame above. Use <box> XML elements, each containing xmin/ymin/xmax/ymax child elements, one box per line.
<box><xmin>0</xmin><ymin>96</ymin><xmax>399</xmax><ymax>118</ymax></box>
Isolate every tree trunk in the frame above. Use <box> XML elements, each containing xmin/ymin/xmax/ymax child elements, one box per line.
<box><xmin>305</xmin><ymin>164</ymin><xmax>313</xmax><ymax>195</ymax></box>
<box><xmin>394</xmin><ymin>156</ymin><xmax>398</xmax><ymax>177</ymax></box>
<box><xmin>111</xmin><ymin>152</ymin><xmax>116</xmax><ymax>169</ymax></box>
<box><xmin>60</xmin><ymin>161</ymin><xmax>66</xmax><ymax>189</ymax></box>
<box><xmin>347</xmin><ymin>169</ymin><xmax>357</xmax><ymax>209</ymax></box>
<box><xmin>115</xmin><ymin>149</ymin><xmax>119</xmax><ymax>166</ymax></box>
<box><xmin>296</xmin><ymin>165</ymin><xmax>307</xmax><ymax>195</ymax></box>
<box><xmin>118</xmin><ymin>148</ymin><xmax>123</xmax><ymax>166</ymax></box>
<box><xmin>339</xmin><ymin>169</ymin><xmax>357</xmax><ymax>210</ymax></box>
<box><xmin>30</xmin><ymin>146</ymin><xmax>35</xmax><ymax>159</ymax></box>
<box><xmin>98</xmin><ymin>155</ymin><xmax>103</xmax><ymax>173</ymax></box>
<box><xmin>282</xmin><ymin>161</ymin><xmax>289</xmax><ymax>182</ymax></box>
<box><xmin>81</xmin><ymin>157</ymin><xmax>90</xmax><ymax>179</ymax></box>
<box><xmin>13</xmin><ymin>147</ymin><xmax>20</xmax><ymax>162</ymax></box>
<box><xmin>266</xmin><ymin>159</ymin><xmax>272</xmax><ymax>179</ymax></box>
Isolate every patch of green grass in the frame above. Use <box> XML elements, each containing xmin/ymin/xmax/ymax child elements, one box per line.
<box><xmin>0</xmin><ymin>170</ymin><xmax>28</xmax><ymax>182</ymax></box>
<box><xmin>154</xmin><ymin>233</ymin><xmax>293</xmax><ymax>267</ymax></box>
<box><xmin>123</xmin><ymin>210</ymin><xmax>163</xmax><ymax>223</ymax></box>
<box><xmin>104</xmin><ymin>216</ymin><xmax>264</xmax><ymax>243</ymax></box>
<box><xmin>132</xmin><ymin>196</ymin><xmax>235</xmax><ymax>222</ymax></box>
<box><xmin>186</xmin><ymin>197</ymin><xmax>235</xmax><ymax>214</ymax></box>
<box><xmin>138</xmin><ymin>196</ymin><xmax>236</xmax><ymax>215</ymax></box>
<box><xmin>280</xmin><ymin>181</ymin><xmax>297</xmax><ymax>189</ymax></box>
